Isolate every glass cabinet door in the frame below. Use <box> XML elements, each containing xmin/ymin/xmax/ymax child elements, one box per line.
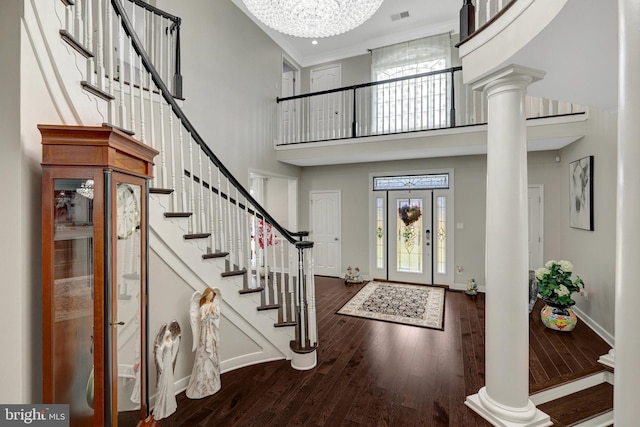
<box><xmin>114</xmin><ymin>181</ymin><xmax>144</xmax><ymax>426</ymax></box>
<box><xmin>51</xmin><ymin>179</ymin><xmax>95</xmax><ymax>426</ymax></box>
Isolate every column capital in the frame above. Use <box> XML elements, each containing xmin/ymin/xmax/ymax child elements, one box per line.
<box><xmin>470</xmin><ymin>64</ymin><xmax>545</xmax><ymax>94</ymax></box>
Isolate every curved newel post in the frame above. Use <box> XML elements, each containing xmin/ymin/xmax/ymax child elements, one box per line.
<box><xmin>290</xmin><ymin>240</ymin><xmax>317</xmax><ymax>371</ymax></box>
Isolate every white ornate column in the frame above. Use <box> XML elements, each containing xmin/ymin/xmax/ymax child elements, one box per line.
<box><xmin>614</xmin><ymin>0</ymin><xmax>640</xmax><ymax>424</ymax></box>
<box><xmin>465</xmin><ymin>65</ymin><xmax>551</xmax><ymax>427</ymax></box>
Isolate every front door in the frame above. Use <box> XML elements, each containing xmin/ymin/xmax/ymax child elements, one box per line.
<box><xmin>388</xmin><ymin>190</ymin><xmax>433</xmax><ymax>284</ymax></box>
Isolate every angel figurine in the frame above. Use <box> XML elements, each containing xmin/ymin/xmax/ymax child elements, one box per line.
<box><xmin>186</xmin><ymin>287</ymin><xmax>221</xmax><ymax>399</ymax></box>
<box><xmin>153</xmin><ymin>320</ymin><xmax>181</xmax><ymax>420</ymax></box>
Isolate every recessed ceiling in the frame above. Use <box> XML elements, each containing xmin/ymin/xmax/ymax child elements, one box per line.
<box><xmin>230</xmin><ymin>0</ymin><xmax>460</xmax><ymax>67</ymax></box>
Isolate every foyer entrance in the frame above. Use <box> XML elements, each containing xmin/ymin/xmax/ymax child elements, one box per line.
<box><xmin>388</xmin><ymin>190</ymin><xmax>433</xmax><ymax>284</ymax></box>
<box><xmin>370</xmin><ymin>172</ymin><xmax>453</xmax><ymax>286</ymax></box>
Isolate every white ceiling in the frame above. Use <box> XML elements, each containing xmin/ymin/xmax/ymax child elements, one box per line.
<box><xmin>230</xmin><ymin>0</ymin><xmax>461</xmax><ymax>67</ymax></box>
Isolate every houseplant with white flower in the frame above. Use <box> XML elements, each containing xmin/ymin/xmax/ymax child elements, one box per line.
<box><xmin>535</xmin><ymin>260</ymin><xmax>584</xmax><ymax>306</ymax></box>
<box><xmin>534</xmin><ymin>260</ymin><xmax>584</xmax><ymax>331</ymax></box>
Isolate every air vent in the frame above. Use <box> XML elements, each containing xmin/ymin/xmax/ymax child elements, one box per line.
<box><xmin>391</xmin><ymin>11</ymin><xmax>410</xmax><ymax>21</ymax></box>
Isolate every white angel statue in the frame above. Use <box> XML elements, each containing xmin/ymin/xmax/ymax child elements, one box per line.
<box><xmin>186</xmin><ymin>287</ymin><xmax>221</xmax><ymax>399</ymax></box>
<box><xmin>153</xmin><ymin>320</ymin><xmax>181</xmax><ymax>420</ymax></box>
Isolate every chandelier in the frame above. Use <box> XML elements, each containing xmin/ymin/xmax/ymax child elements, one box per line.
<box><xmin>76</xmin><ymin>179</ymin><xmax>94</xmax><ymax>200</ymax></box>
<box><xmin>242</xmin><ymin>0</ymin><xmax>385</xmax><ymax>38</ymax></box>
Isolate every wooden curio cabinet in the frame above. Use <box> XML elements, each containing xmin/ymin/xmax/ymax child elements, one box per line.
<box><xmin>41</xmin><ymin>125</ymin><xmax>158</xmax><ymax>427</ymax></box>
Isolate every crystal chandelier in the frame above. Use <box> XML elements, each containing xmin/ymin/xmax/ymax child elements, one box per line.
<box><xmin>76</xmin><ymin>179</ymin><xmax>94</xmax><ymax>199</ymax></box>
<box><xmin>242</xmin><ymin>0</ymin><xmax>385</xmax><ymax>38</ymax></box>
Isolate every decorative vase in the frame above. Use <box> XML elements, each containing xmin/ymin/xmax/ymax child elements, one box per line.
<box><xmin>540</xmin><ymin>300</ymin><xmax>577</xmax><ymax>331</ymax></box>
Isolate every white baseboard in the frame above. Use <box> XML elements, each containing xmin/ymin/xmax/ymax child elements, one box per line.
<box><xmin>572</xmin><ymin>305</ymin><xmax>615</xmax><ymax>348</ymax></box>
<box><xmin>452</xmin><ymin>282</ymin><xmax>486</xmax><ymax>293</ymax></box>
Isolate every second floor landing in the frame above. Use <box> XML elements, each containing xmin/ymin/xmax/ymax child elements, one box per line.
<box><xmin>276</xmin><ymin>112</ymin><xmax>587</xmax><ymax>167</ymax></box>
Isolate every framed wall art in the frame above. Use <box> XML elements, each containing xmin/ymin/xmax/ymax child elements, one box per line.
<box><xmin>569</xmin><ymin>155</ymin><xmax>594</xmax><ymax>231</ymax></box>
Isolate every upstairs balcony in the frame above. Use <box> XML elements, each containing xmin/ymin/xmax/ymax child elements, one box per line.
<box><xmin>274</xmin><ymin>67</ymin><xmax>588</xmax><ymax>166</ymax></box>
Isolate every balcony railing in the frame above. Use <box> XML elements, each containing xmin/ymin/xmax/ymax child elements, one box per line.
<box><xmin>277</xmin><ymin>66</ymin><xmax>585</xmax><ymax>146</ymax></box>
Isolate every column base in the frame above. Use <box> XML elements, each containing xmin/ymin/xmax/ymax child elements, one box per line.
<box><xmin>598</xmin><ymin>349</ymin><xmax>615</xmax><ymax>369</ymax></box>
<box><xmin>465</xmin><ymin>387</ymin><xmax>552</xmax><ymax>427</ymax></box>
<box><xmin>290</xmin><ymin>349</ymin><xmax>317</xmax><ymax>370</ymax></box>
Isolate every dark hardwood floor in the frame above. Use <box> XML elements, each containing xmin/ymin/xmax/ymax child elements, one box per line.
<box><xmin>158</xmin><ymin>277</ymin><xmax>611</xmax><ymax>427</ymax></box>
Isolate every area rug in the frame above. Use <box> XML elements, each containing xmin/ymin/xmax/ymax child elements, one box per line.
<box><xmin>337</xmin><ymin>281</ymin><xmax>445</xmax><ymax>330</ymax></box>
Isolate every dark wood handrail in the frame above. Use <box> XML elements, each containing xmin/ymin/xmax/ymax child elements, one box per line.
<box><xmin>111</xmin><ymin>0</ymin><xmax>305</xmax><ymax>246</ymax></box>
<box><xmin>126</xmin><ymin>0</ymin><xmax>181</xmax><ymax>23</ymax></box>
<box><xmin>277</xmin><ymin>66</ymin><xmax>463</xmax><ymax>103</ymax></box>
<box><xmin>456</xmin><ymin>0</ymin><xmax>518</xmax><ymax>47</ymax></box>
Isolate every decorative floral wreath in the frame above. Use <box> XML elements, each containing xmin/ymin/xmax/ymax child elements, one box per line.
<box><xmin>398</xmin><ymin>205</ymin><xmax>422</xmax><ymax>226</ymax></box>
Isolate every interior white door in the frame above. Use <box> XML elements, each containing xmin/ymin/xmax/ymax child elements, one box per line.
<box><xmin>528</xmin><ymin>186</ymin><xmax>543</xmax><ymax>269</ymax></box>
<box><xmin>310</xmin><ymin>64</ymin><xmax>342</xmax><ymax>140</ymax></box>
<box><xmin>310</xmin><ymin>191</ymin><xmax>341</xmax><ymax>277</ymax></box>
<box><xmin>388</xmin><ymin>190</ymin><xmax>433</xmax><ymax>284</ymax></box>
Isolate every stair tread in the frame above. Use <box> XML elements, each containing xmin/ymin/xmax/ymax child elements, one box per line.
<box><xmin>184</xmin><ymin>233</ymin><xmax>211</xmax><ymax>239</ymax></box>
<box><xmin>239</xmin><ymin>286</ymin><xmax>264</xmax><ymax>294</ymax></box>
<box><xmin>165</xmin><ymin>212</ymin><xmax>192</xmax><ymax>218</ymax></box>
<box><xmin>150</xmin><ymin>188</ymin><xmax>174</xmax><ymax>195</ymax></box>
<box><xmin>202</xmin><ymin>252</ymin><xmax>228</xmax><ymax>259</ymax></box>
<box><xmin>222</xmin><ymin>268</ymin><xmax>247</xmax><ymax>278</ymax></box>
<box><xmin>530</xmin><ymin>364</ymin><xmax>607</xmax><ymax>394</ymax></box>
<box><xmin>257</xmin><ymin>304</ymin><xmax>280</xmax><ymax>311</ymax></box>
<box><xmin>537</xmin><ymin>382</ymin><xmax>613</xmax><ymax>426</ymax></box>
<box><xmin>275</xmin><ymin>322</ymin><xmax>297</xmax><ymax>328</ymax></box>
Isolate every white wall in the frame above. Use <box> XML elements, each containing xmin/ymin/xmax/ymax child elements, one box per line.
<box><xmin>559</xmin><ymin>108</ymin><xmax>617</xmax><ymax>339</ymax></box>
<box><xmin>1</xmin><ymin>0</ymin><xmax>26</xmax><ymax>404</ymax></box>
<box><xmin>299</xmin><ymin>151</ymin><xmax>565</xmax><ymax>286</ymax></box>
<box><xmin>155</xmin><ymin>0</ymin><xmax>301</xmax><ymax>188</ymax></box>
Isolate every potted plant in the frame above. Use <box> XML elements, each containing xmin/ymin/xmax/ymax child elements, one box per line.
<box><xmin>534</xmin><ymin>260</ymin><xmax>584</xmax><ymax>331</ymax></box>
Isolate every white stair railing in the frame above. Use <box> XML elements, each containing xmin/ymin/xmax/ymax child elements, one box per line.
<box><xmin>58</xmin><ymin>0</ymin><xmax>317</xmax><ymax>358</ymax></box>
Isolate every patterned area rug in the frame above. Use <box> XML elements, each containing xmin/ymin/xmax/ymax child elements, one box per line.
<box><xmin>337</xmin><ymin>281</ymin><xmax>445</xmax><ymax>330</ymax></box>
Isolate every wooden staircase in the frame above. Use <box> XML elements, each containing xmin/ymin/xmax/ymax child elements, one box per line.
<box><xmin>150</xmin><ymin>187</ymin><xmax>297</xmax><ymax>331</ymax></box>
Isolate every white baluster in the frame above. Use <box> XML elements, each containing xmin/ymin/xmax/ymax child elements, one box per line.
<box><xmin>177</xmin><ymin>124</ymin><xmax>185</xmax><ymax>213</ymax></box>
<box><xmin>138</xmin><ymin>54</ymin><xmax>145</xmax><ymax>143</ymax></box>
<box><xmin>147</xmin><ymin>69</ymin><xmax>156</xmax><ymax>187</ymax></box>
<box><xmin>245</xmin><ymin>202</ymin><xmax>252</xmax><ymax>280</ymax></box>
<box><xmin>64</xmin><ymin>2</ymin><xmax>73</xmax><ymax>34</ymax></box>
<box><xmin>128</xmin><ymin>7</ymin><xmax>136</xmax><ymax>135</ymax></box>
<box><xmin>85</xmin><ymin>0</ymin><xmax>94</xmax><ymax>86</ymax></box>
<box><xmin>168</xmin><ymin>112</ymin><xmax>176</xmax><ymax>205</ymax></box>
<box><xmin>236</xmin><ymin>190</ymin><xmax>243</xmax><ymax>269</ymax></box>
<box><xmin>209</xmin><ymin>161</ymin><xmax>216</xmax><ymax>252</ymax></box>
<box><xmin>484</xmin><ymin>0</ymin><xmax>491</xmax><ymax>26</ymax></box>
<box><xmin>226</xmin><ymin>180</ymin><xmax>234</xmax><ymax>267</ymax></box>
<box><xmin>307</xmin><ymin>248</ymin><xmax>317</xmax><ymax>345</ymax></box>
<box><xmin>279</xmin><ymin>237</ymin><xmax>286</xmax><ymax>323</ymax></box>
<box><xmin>198</xmin><ymin>147</ymin><xmax>205</xmax><ymax>234</ymax></box>
<box><xmin>217</xmin><ymin>170</ymin><xmax>224</xmax><ymax>252</ymax></box>
<box><xmin>271</xmin><ymin>230</ymin><xmax>277</xmax><ymax>305</ymax></box>
<box><xmin>188</xmin><ymin>134</ymin><xmax>195</xmax><ymax>232</ymax></box>
<box><xmin>117</xmin><ymin>16</ymin><xmax>127</xmax><ymax>129</ymax></box>
<box><xmin>106</xmin><ymin>0</ymin><xmax>115</xmax><ymax>125</ymax></box>
<box><xmin>96</xmin><ymin>0</ymin><xmax>105</xmax><ymax>91</ymax></box>
<box><xmin>74</xmin><ymin>0</ymin><xmax>83</xmax><ymax>42</ymax></box>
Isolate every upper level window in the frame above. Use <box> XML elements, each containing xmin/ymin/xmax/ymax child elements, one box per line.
<box><xmin>371</xmin><ymin>33</ymin><xmax>452</xmax><ymax>133</ymax></box>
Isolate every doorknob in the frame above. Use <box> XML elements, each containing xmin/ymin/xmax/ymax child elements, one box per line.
<box><xmin>334</xmin><ymin>237</ymin><xmax>339</xmax><ymax>241</ymax></box>
<box><xmin>110</xmin><ymin>321</ymin><xmax>125</xmax><ymax>327</ymax></box>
